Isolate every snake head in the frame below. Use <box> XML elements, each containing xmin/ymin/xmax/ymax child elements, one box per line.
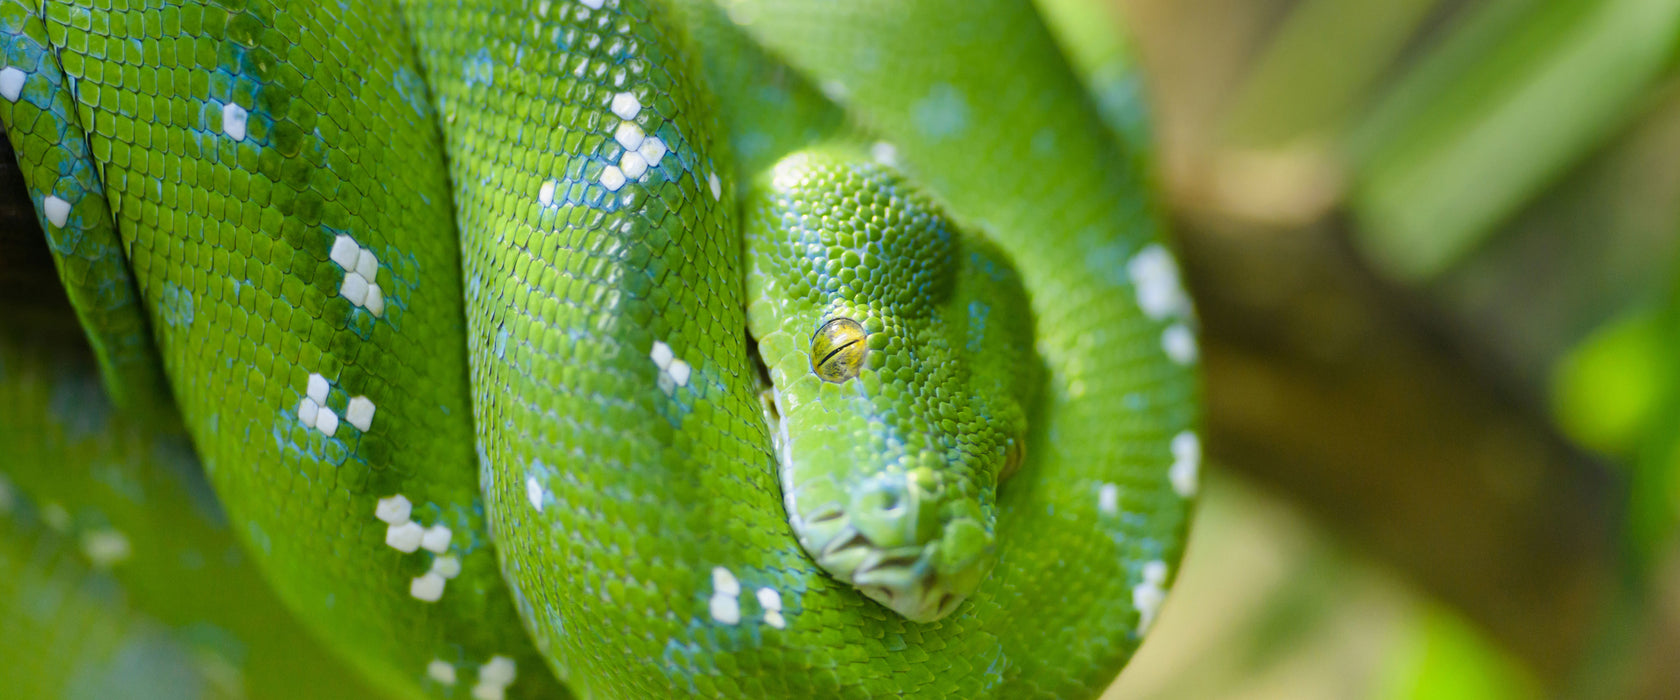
<box><xmin>745</xmin><ymin>149</ymin><xmax>1037</xmax><ymax>623</ymax></box>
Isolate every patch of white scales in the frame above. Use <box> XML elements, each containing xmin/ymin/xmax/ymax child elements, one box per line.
<box><xmin>472</xmin><ymin>656</ymin><xmax>517</xmax><ymax>700</ymax></box>
<box><xmin>538</xmin><ymin>180</ymin><xmax>557</xmax><ymax>207</ymax></box>
<box><xmin>0</xmin><ymin>66</ymin><xmax>25</xmax><ymax>102</ymax></box>
<box><xmin>757</xmin><ymin>587</ymin><xmax>785</xmax><ymax>629</ymax></box>
<box><xmin>526</xmin><ymin>475</ymin><xmax>544</xmax><ymax>511</ymax></box>
<box><xmin>708</xmin><ymin>171</ymin><xmax>722</xmax><ymax>201</ymax></box>
<box><xmin>1170</xmin><ymin>431</ymin><xmax>1201</xmax><ymax>498</ymax></box>
<box><xmin>1127</xmin><ymin>244</ymin><xmax>1191</xmax><ymax>321</ymax></box>
<box><xmin>374</xmin><ymin>494</ymin><xmax>461</xmax><ymax>602</ymax></box>
<box><xmin>1132</xmin><ymin>560</ymin><xmax>1170</xmax><ymax>634</ymax></box>
<box><xmin>871</xmin><ymin>141</ymin><xmax>899</xmax><ymax>167</ymax></box>
<box><xmin>578</xmin><ymin>0</ymin><xmax>604</xmax><ymax>10</ymax></box>
<box><xmin>648</xmin><ymin>339</ymin><xmax>692</xmax><ymax>396</ymax></box>
<box><xmin>1162</xmin><ymin>323</ymin><xmax>1197</xmax><ymax>366</ymax></box>
<box><xmin>297</xmin><ymin>373</ymin><xmax>337</xmax><ymax>436</ymax></box>
<box><xmin>1097</xmin><ymin>482</ymin><xmax>1119</xmax><ymax>516</ymax></box>
<box><xmin>221</xmin><ymin>102</ymin><xmax>248</xmax><ymax>141</ymax></box>
<box><xmin>709</xmin><ymin>566</ymin><xmax>741</xmax><ymax>625</ymax></box>
<box><xmin>427</xmin><ymin>659</ymin><xmax>457</xmax><ymax>686</ymax></box>
<box><xmin>328</xmin><ymin>234</ymin><xmax>386</xmax><ymax>316</ymax></box>
<box><xmin>595</xmin><ymin>91</ymin><xmax>668</xmax><ymax>193</ymax></box>
<box><xmin>1127</xmin><ymin>244</ymin><xmax>1200</xmax><ymax>367</ymax></box>
<box><xmin>296</xmin><ymin>372</ymin><xmax>376</xmax><ymax>436</ymax></box>
<box><xmin>80</xmin><ymin>528</ymin><xmax>132</xmax><ymax>569</ymax></box>
<box><xmin>42</xmin><ymin>195</ymin><xmax>70</xmax><ymax>228</ymax></box>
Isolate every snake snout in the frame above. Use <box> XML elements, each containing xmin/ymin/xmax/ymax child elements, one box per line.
<box><xmin>797</xmin><ymin>468</ymin><xmax>995</xmax><ymax>623</ymax></box>
<box><xmin>848</xmin><ymin>472</ymin><xmax>940</xmax><ymax>549</ymax></box>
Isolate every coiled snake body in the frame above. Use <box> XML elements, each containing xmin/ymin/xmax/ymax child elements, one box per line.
<box><xmin>0</xmin><ymin>0</ymin><xmax>1198</xmax><ymax>697</ymax></box>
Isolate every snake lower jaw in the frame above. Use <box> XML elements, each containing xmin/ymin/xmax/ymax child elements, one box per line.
<box><xmin>802</xmin><ymin>517</ymin><xmax>993</xmax><ymax>623</ymax></box>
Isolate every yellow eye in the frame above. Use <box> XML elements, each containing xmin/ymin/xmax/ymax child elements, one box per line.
<box><xmin>811</xmin><ymin>318</ymin><xmax>868</xmax><ymax>383</ymax></box>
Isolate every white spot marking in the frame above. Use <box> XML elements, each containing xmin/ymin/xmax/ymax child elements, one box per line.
<box><xmin>297</xmin><ymin>397</ymin><xmax>320</xmax><ymax>426</ymax></box>
<box><xmin>1170</xmin><ymin>431</ymin><xmax>1200</xmax><ymax>498</ymax></box>
<box><xmin>345</xmin><ymin>396</ymin><xmax>376</xmax><ymax>432</ymax></box>
<box><xmin>480</xmin><ymin>656</ymin><xmax>517</xmax><ymax>686</ymax></box>
<box><xmin>614</xmin><ymin>121</ymin><xmax>644</xmax><ymax>151</ymax></box>
<box><xmin>0</xmin><ymin>67</ymin><xmax>25</xmax><ymax>102</ymax></box>
<box><xmin>365</xmin><ymin>284</ymin><xmax>385</xmax><ymax>317</ymax></box>
<box><xmin>538</xmin><ymin>180</ymin><xmax>557</xmax><ymax>206</ymax></box>
<box><xmin>620</xmin><ymin>150</ymin><xmax>648</xmax><ymax>180</ymax></box>
<box><xmin>316</xmin><ymin>407</ymin><xmax>340</xmax><ymax>437</ymax></box>
<box><xmin>354</xmin><ymin>249</ymin><xmax>379</xmax><ymax>283</ymax></box>
<box><xmin>526</xmin><ymin>476</ymin><xmax>544</xmax><ymax>511</ymax></box>
<box><xmin>710</xmin><ymin>566</ymin><xmax>742</xmax><ymax>624</ymax></box>
<box><xmin>638</xmin><ymin>137</ymin><xmax>666</xmax><ymax>167</ymax></box>
<box><xmin>410</xmin><ymin>571</ymin><xmax>446</xmax><ymax>602</ymax></box>
<box><xmin>1162</xmin><ymin>323</ymin><xmax>1197</xmax><ymax>365</ymax></box>
<box><xmin>871</xmin><ymin>141</ymin><xmax>898</xmax><ymax>167</ymax></box>
<box><xmin>708</xmin><ymin>172</ymin><xmax>722</xmax><ymax>201</ymax></box>
<box><xmin>820</xmin><ymin>79</ymin><xmax>848</xmax><ymax>101</ymax></box>
<box><xmin>756</xmin><ymin>586</ymin><xmax>785</xmax><ymax>628</ymax></box>
<box><xmin>81</xmin><ymin>529</ymin><xmax>131</xmax><ymax>569</ymax></box>
<box><xmin>713</xmin><ymin>566</ymin><xmax>740</xmax><ymax>595</ymax></box>
<box><xmin>306</xmin><ymin>373</ymin><xmax>330</xmax><ymax>404</ymax></box>
<box><xmin>329</xmin><ymin>235</ymin><xmax>360</xmax><ymax>269</ymax></box>
<box><xmin>42</xmin><ymin>195</ymin><xmax>70</xmax><ymax>228</ymax></box>
<box><xmin>710</xmin><ymin>594</ymin><xmax>740</xmax><ymax>625</ymax></box>
<box><xmin>1133</xmin><ymin>560</ymin><xmax>1169</xmax><ymax>633</ymax></box>
<box><xmin>340</xmin><ymin>271</ymin><xmax>370</xmax><ymax>306</ymax></box>
<box><xmin>221</xmin><ymin>102</ymin><xmax>248</xmax><ymax>141</ymax></box>
<box><xmin>473</xmin><ymin>656</ymin><xmax>517</xmax><ymax>700</ymax></box>
<box><xmin>428</xmin><ymin>659</ymin><xmax>457</xmax><ymax>685</ymax></box>
<box><xmin>649</xmin><ymin>340</ymin><xmax>674</xmax><ymax>370</ymax></box>
<box><xmin>386</xmin><ymin>521</ymin><xmax>424</xmax><ymax>553</ymax></box>
<box><xmin>579</xmin><ymin>0</ymin><xmax>604</xmax><ymax>8</ymax></box>
<box><xmin>1127</xmin><ymin>244</ymin><xmax>1190</xmax><ymax>320</ymax></box>
<box><xmin>375</xmin><ymin>494</ymin><xmax>412</xmax><ymax>524</ymax></box>
<box><xmin>421</xmin><ymin>525</ymin><xmax>453</xmax><ymax>553</ymax></box>
<box><xmin>1097</xmin><ymin>483</ymin><xmax>1119</xmax><ymax>515</ymax></box>
<box><xmin>610</xmin><ymin>91</ymin><xmax>641</xmax><ymax>120</ymax></box>
<box><xmin>668</xmin><ymin>359</ymin><xmax>691</xmax><ymax>387</ymax></box>
<box><xmin>600</xmin><ymin>165</ymin><xmax>626</xmax><ymax>191</ymax></box>
<box><xmin>432</xmin><ymin>554</ymin><xmax>462</xmax><ymax>579</ymax></box>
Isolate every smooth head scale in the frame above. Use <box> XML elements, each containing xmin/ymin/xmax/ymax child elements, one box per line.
<box><xmin>744</xmin><ymin>148</ymin><xmax>1037</xmax><ymax>622</ymax></box>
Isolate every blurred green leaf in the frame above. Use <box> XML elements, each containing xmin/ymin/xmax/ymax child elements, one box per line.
<box><xmin>1351</xmin><ymin>0</ymin><xmax>1680</xmax><ymax>280</ymax></box>
<box><xmin>1224</xmin><ymin>0</ymin><xmax>1442</xmax><ymax>146</ymax></box>
<box><xmin>1551</xmin><ymin>307</ymin><xmax>1668</xmax><ymax>456</ymax></box>
<box><xmin>1377</xmin><ymin>606</ymin><xmax>1542</xmax><ymax>700</ymax></box>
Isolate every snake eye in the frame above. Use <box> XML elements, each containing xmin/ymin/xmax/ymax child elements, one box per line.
<box><xmin>811</xmin><ymin>318</ymin><xmax>868</xmax><ymax>383</ymax></box>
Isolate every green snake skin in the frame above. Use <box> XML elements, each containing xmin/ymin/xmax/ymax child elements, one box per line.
<box><xmin>0</xmin><ymin>0</ymin><xmax>1199</xmax><ymax>698</ymax></box>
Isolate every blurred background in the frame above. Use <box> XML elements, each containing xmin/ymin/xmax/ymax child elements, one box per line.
<box><xmin>1048</xmin><ymin>0</ymin><xmax>1680</xmax><ymax>697</ymax></box>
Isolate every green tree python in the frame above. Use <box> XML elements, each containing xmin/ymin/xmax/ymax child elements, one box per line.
<box><xmin>0</xmin><ymin>0</ymin><xmax>1199</xmax><ymax>697</ymax></box>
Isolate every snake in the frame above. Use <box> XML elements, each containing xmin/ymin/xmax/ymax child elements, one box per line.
<box><xmin>0</xmin><ymin>0</ymin><xmax>1198</xmax><ymax>697</ymax></box>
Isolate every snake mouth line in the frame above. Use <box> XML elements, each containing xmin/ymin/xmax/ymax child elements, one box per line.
<box><xmin>813</xmin><ymin>521</ymin><xmax>966</xmax><ymax>622</ymax></box>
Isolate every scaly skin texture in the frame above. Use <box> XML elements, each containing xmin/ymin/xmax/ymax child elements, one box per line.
<box><xmin>0</xmin><ymin>1</ymin><xmax>171</xmax><ymax>419</ymax></box>
<box><xmin>0</xmin><ymin>0</ymin><xmax>1199</xmax><ymax>698</ymax></box>
<box><xmin>2</xmin><ymin>1</ymin><xmax>563</xmax><ymax>698</ymax></box>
